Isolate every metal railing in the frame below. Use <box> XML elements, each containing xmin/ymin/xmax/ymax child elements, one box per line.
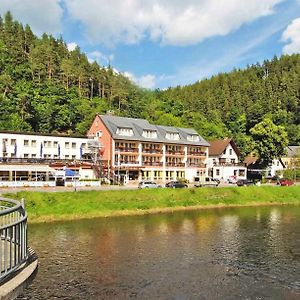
<box><xmin>0</xmin><ymin>197</ymin><xmax>28</xmax><ymax>283</ymax></box>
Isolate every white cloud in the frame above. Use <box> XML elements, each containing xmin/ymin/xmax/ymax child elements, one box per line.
<box><xmin>87</xmin><ymin>51</ymin><xmax>114</xmax><ymax>65</ymax></box>
<box><xmin>282</xmin><ymin>18</ymin><xmax>300</xmax><ymax>54</ymax></box>
<box><xmin>67</xmin><ymin>42</ymin><xmax>77</xmax><ymax>51</ymax></box>
<box><xmin>124</xmin><ymin>72</ymin><xmax>156</xmax><ymax>89</ymax></box>
<box><xmin>64</xmin><ymin>0</ymin><xmax>284</xmax><ymax>47</ymax></box>
<box><xmin>0</xmin><ymin>0</ymin><xmax>63</xmax><ymax>35</ymax></box>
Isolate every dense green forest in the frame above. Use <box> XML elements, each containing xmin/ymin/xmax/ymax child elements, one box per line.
<box><xmin>0</xmin><ymin>12</ymin><xmax>299</xmax><ymax>159</ymax></box>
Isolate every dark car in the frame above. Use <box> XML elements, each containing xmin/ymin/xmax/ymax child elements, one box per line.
<box><xmin>280</xmin><ymin>179</ymin><xmax>294</xmax><ymax>186</ymax></box>
<box><xmin>165</xmin><ymin>181</ymin><xmax>188</xmax><ymax>188</ymax></box>
<box><xmin>236</xmin><ymin>179</ymin><xmax>255</xmax><ymax>186</ymax></box>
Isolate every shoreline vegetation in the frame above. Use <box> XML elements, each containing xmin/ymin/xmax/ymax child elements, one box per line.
<box><xmin>4</xmin><ymin>186</ymin><xmax>300</xmax><ymax>223</ymax></box>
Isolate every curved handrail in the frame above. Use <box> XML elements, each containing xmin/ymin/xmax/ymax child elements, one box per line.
<box><xmin>0</xmin><ymin>197</ymin><xmax>28</xmax><ymax>283</ymax></box>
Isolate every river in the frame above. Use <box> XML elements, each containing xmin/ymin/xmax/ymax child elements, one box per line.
<box><xmin>18</xmin><ymin>205</ymin><xmax>300</xmax><ymax>299</ymax></box>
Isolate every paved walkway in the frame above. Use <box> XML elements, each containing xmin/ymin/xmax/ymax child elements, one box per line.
<box><xmin>0</xmin><ymin>182</ymin><xmax>298</xmax><ymax>195</ymax></box>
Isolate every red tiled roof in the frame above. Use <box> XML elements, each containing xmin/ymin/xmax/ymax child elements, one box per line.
<box><xmin>208</xmin><ymin>138</ymin><xmax>232</xmax><ymax>156</ymax></box>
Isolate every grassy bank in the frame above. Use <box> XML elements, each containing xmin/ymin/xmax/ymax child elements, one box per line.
<box><xmin>5</xmin><ymin>186</ymin><xmax>300</xmax><ymax>223</ymax></box>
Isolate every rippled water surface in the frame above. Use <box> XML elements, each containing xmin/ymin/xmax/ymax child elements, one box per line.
<box><xmin>19</xmin><ymin>206</ymin><xmax>300</xmax><ymax>299</ymax></box>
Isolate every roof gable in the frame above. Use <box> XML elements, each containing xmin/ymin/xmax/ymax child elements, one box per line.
<box><xmin>208</xmin><ymin>138</ymin><xmax>241</xmax><ymax>157</ymax></box>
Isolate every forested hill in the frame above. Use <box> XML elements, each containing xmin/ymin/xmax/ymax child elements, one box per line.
<box><xmin>0</xmin><ymin>12</ymin><xmax>299</xmax><ymax>158</ymax></box>
<box><xmin>0</xmin><ymin>12</ymin><xmax>144</xmax><ymax>134</ymax></box>
<box><xmin>154</xmin><ymin>55</ymin><xmax>300</xmax><ymax>147</ymax></box>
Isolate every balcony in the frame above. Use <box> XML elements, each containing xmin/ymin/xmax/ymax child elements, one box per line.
<box><xmin>115</xmin><ymin>161</ymin><xmax>140</xmax><ymax>167</ymax></box>
<box><xmin>142</xmin><ymin>149</ymin><xmax>163</xmax><ymax>154</ymax></box>
<box><xmin>213</xmin><ymin>162</ymin><xmax>245</xmax><ymax>167</ymax></box>
<box><xmin>187</xmin><ymin>151</ymin><xmax>206</xmax><ymax>156</ymax></box>
<box><xmin>0</xmin><ymin>157</ymin><xmax>93</xmax><ymax>164</ymax></box>
<box><xmin>187</xmin><ymin>163</ymin><xmax>206</xmax><ymax>168</ymax></box>
<box><xmin>166</xmin><ymin>150</ymin><xmax>185</xmax><ymax>156</ymax></box>
<box><xmin>142</xmin><ymin>161</ymin><xmax>163</xmax><ymax>167</ymax></box>
<box><xmin>165</xmin><ymin>162</ymin><xmax>185</xmax><ymax>167</ymax></box>
<box><xmin>116</xmin><ymin>147</ymin><xmax>139</xmax><ymax>153</ymax></box>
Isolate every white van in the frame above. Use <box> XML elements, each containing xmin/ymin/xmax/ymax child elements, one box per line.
<box><xmin>194</xmin><ymin>177</ymin><xmax>220</xmax><ymax>187</ymax></box>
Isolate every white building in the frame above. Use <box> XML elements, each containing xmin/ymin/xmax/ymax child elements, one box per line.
<box><xmin>0</xmin><ymin>131</ymin><xmax>97</xmax><ymax>186</ymax></box>
<box><xmin>207</xmin><ymin>138</ymin><xmax>247</xmax><ymax>182</ymax></box>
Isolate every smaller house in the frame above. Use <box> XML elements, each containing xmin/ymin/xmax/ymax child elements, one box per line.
<box><xmin>245</xmin><ymin>156</ymin><xmax>285</xmax><ymax>179</ymax></box>
<box><xmin>281</xmin><ymin>146</ymin><xmax>300</xmax><ymax>168</ymax></box>
<box><xmin>207</xmin><ymin>138</ymin><xmax>247</xmax><ymax>182</ymax></box>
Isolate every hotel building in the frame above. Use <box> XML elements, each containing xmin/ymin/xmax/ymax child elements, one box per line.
<box><xmin>0</xmin><ymin>131</ymin><xmax>95</xmax><ymax>184</ymax></box>
<box><xmin>88</xmin><ymin>114</ymin><xmax>210</xmax><ymax>184</ymax></box>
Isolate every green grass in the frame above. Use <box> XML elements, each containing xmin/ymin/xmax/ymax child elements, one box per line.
<box><xmin>4</xmin><ymin>186</ymin><xmax>300</xmax><ymax>223</ymax></box>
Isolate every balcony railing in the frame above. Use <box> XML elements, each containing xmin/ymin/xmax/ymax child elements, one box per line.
<box><xmin>166</xmin><ymin>150</ymin><xmax>185</xmax><ymax>155</ymax></box>
<box><xmin>213</xmin><ymin>162</ymin><xmax>245</xmax><ymax>167</ymax></box>
<box><xmin>142</xmin><ymin>149</ymin><xmax>163</xmax><ymax>154</ymax></box>
<box><xmin>0</xmin><ymin>157</ymin><xmax>93</xmax><ymax>164</ymax></box>
<box><xmin>187</xmin><ymin>163</ymin><xmax>206</xmax><ymax>168</ymax></box>
<box><xmin>116</xmin><ymin>161</ymin><xmax>140</xmax><ymax>165</ymax></box>
<box><xmin>187</xmin><ymin>151</ymin><xmax>206</xmax><ymax>156</ymax></box>
<box><xmin>116</xmin><ymin>147</ymin><xmax>139</xmax><ymax>153</ymax></box>
<box><xmin>142</xmin><ymin>162</ymin><xmax>163</xmax><ymax>166</ymax></box>
<box><xmin>165</xmin><ymin>162</ymin><xmax>185</xmax><ymax>167</ymax></box>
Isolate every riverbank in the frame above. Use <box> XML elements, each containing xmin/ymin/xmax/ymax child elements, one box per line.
<box><xmin>4</xmin><ymin>186</ymin><xmax>300</xmax><ymax>223</ymax></box>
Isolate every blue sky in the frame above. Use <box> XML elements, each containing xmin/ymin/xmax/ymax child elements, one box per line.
<box><xmin>1</xmin><ymin>0</ymin><xmax>300</xmax><ymax>89</ymax></box>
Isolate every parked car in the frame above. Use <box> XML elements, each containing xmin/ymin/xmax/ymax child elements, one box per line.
<box><xmin>165</xmin><ymin>181</ymin><xmax>188</xmax><ymax>188</ymax></box>
<box><xmin>138</xmin><ymin>181</ymin><xmax>161</xmax><ymax>189</ymax></box>
<box><xmin>280</xmin><ymin>179</ymin><xmax>294</xmax><ymax>186</ymax></box>
<box><xmin>194</xmin><ymin>177</ymin><xmax>220</xmax><ymax>187</ymax></box>
<box><xmin>236</xmin><ymin>179</ymin><xmax>255</xmax><ymax>186</ymax></box>
<box><xmin>227</xmin><ymin>176</ymin><xmax>237</xmax><ymax>184</ymax></box>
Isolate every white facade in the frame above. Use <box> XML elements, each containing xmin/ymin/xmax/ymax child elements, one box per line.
<box><xmin>266</xmin><ymin>159</ymin><xmax>285</xmax><ymax>178</ymax></box>
<box><xmin>207</xmin><ymin>143</ymin><xmax>239</xmax><ymax>169</ymax></box>
<box><xmin>0</xmin><ymin>132</ymin><xmax>90</xmax><ymax>160</ymax></box>
<box><xmin>208</xmin><ymin>141</ymin><xmax>247</xmax><ymax>182</ymax></box>
<box><xmin>0</xmin><ymin>131</ymin><xmax>97</xmax><ymax>183</ymax></box>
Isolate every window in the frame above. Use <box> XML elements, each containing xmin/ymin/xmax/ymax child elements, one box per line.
<box><xmin>116</xmin><ymin>127</ymin><xmax>133</xmax><ymax>136</ymax></box>
<box><xmin>72</xmin><ymin>155</ymin><xmax>76</xmax><ymax>159</ymax></box>
<box><xmin>142</xmin><ymin>130</ymin><xmax>157</xmax><ymax>138</ymax></box>
<box><xmin>43</xmin><ymin>141</ymin><xmax>51</xmax><ymax>148</ymax></box>
<box><xmin>65</xmin><ymin>142</ymin><xmax>70</xmax><ymax>149</ymax></box>
<box><xmin>31</xmin><ymin>154</ymin><xmax>36</xmax><ymax>158</ymax></box>
<box><xmin>166</xmin><ymin>132</ymin><xmax>180</xmax><ymax>140</ymax></box>
<box><xmin>187</xmin><ymin>134</ymin><xmax>199</xmax><ymax>142</ymax></box>
<box><xmin>239</xmin><ymin>169</ymin><xmax>245</xmax><ymax>176</ymax></box>
<box><xmin>24</xmin><ymin>140</ymin><xmax>29</xmax><ymax>147</ymax></box>
<box><xmin>31</xmin><ymin>140</ymin><xmax>37</xmax><ymax>147</ymax></box>
<box><xmin>65</xmin><ymin>155</ymin><xmax>69</xmax><ymax>159</ymax></box>
<box><xmin>24</xmin><ymin>154</ymin><xmax>29</xmax><ymax>158</ymax></box>
<box><xmin>229</xmin><ymin>149</ymin><xmax>232</xmax><ymax>155</ymax></box>
<box><xmin>11</xmin><ymin>139</ymin><xmax>16</xmax><ymax>145</ymax></box>
<box><xmin>72</xmin><ymin>142</ymin><xmax>76</xmax><ymax>149</ymax></box>
<box><xmin>216</xmin><ymin>169</ymin><xmax>220</xmax><ymax>176</ymax></box>
<box><xmin>96</xmin><ymin>131</ymin><xmax>102</xmax><ymax>137</ymax></box>
<box><xmin>53</xmin><ymin>141</ymin><xmax>58</xmax><ymax>147</ymax></box>
<box><xmin>231</xmin><ymin>159</ymin><xmax>235</xmax><ymax>164</ymax></box>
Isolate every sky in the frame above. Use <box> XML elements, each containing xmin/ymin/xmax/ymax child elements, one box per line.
<box><xmin>0</xmin><ymin>0</ymin><xmax>300</xmax><ymax>89</ymax></box>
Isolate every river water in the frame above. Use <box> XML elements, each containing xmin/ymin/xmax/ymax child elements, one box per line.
<box><xmin>19</xmin><ymin>206</ymin><xmax>300</xmax><ymax>299</ymax></box>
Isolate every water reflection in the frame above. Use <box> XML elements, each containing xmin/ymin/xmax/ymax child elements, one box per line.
<box><xmin>18</xmin><ymin>206</ymin><xmax>300</xmax><ymax>299</ymax></box>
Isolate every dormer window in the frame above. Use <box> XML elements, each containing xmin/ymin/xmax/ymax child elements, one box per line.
<box><xmin>187</xmin><ymin>134</ymin><xmax>199</xmax><ymax>142</ymax></box>
<box><xmin>142</xmin><ymin>130</ymin><xmax>157</xmax><ymax>138</ymax></box>
<box><xmin>166</xmin><ymin>132</ymin><xmax>180</xmax><ymax>140</ymax></box>
<box><xmin>116</xmin><ymin>127</ymin><xmax>133</xmax><ymax>136</ymax></box>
